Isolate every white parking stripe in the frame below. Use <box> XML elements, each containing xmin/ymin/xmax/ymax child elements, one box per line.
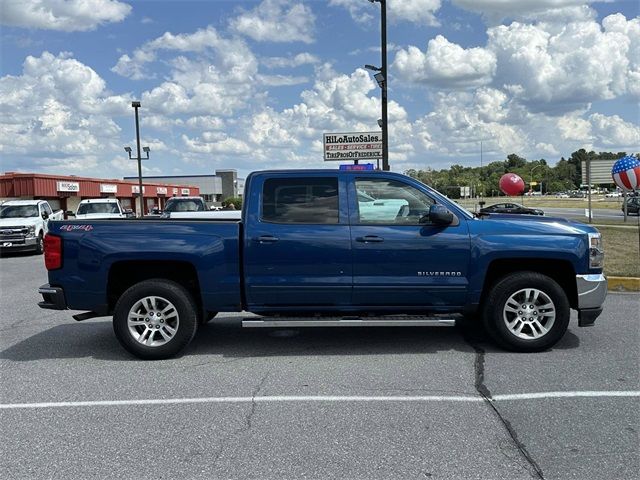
<box><xmin>0</xmin><ymin>391</ymin><xmax>638</xmax><ymax>410</ymax></box>
<box><xmin>492</xmin><ymin>391</ymin><xmax>640</xmax><ymax>401</ymax></box>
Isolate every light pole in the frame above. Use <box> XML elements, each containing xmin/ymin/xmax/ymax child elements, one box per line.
<box><xmin>124</xmin><ymin>101</ymin><xmax>150</xmax><ymax>217</ymax></box>
<box><xmin>529</xmin><ymin>164</ymin><xmax>543</xmax><ymax>205</ymax></box>
<box><xmin>366</xmin><ymin>0</ymin><xmax>389</xmax><ymax>171</ymax></box>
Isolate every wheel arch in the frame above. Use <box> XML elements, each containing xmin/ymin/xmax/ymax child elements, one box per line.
<box><xmin>481</xmin><ymin>258</ymin><xmax>578</xmax><ymax>309</ymax></box>
<box><xmin>107</xmin><ymin>260</ymin><xmax>203</xmax><ymax>315</ymax></box>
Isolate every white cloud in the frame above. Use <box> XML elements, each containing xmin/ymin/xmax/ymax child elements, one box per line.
<box><xmin>229</xmin><ymin>0</ymin><xmax>315</xmax><ymax>44</ymax></box>
<box><xmin>113</xmin><ymin>27</ymin><xmax>258</xmax><ymax>117</ymax></box>
<box><xmin>257</xmin><ymin>74</ymin><xmax>309</xmax><ymax>86</ymax></box>
<box><xmin>589</xmin><ymin>113</ymin><xmax>640</xmax><ymax>149</ymax></box>
<box><xmin>262</xmin><ymin>53</ymin><xmax>320</xmax><ymax>69</ymax></box>
<box><xmin>1</xmin><ymin>0</ymin><xmax>131</xmax><ymax>32</ymax></box>
<box><xmin>0</xmin><ymin>52</ymin><xmax>126</xmax><ymax>168</ymax></box>
<box><xmin>451</xmin><ymin>0</ymin><xmax>600</xmax><ymax>23</ymax></box>
<box><xmin>330</xmin><ymin>0</ymin><xmax>441</xmax><ymax>26</ymax></box>
<box><xmin>181</xmin><ymin>134</ymin><xmax>252</xmax><ymax>155</ymax></box>
<box><xmin>487</xmin><ymin>16</ymin><xmax>634</xmax><ymax>112</ymax></box>
<box><xmin>393</xmin><ymin>35</ymin><xmax>496</xmax><ymax>88</ymax></box>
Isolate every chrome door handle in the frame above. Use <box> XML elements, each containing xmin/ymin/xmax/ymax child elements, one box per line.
<box><xmin>356</xmin><ymin>235</ymin><xmax>384</xmax><ymax>243</ymax></box>
<box><xmin>254</xmin><ymin>235</ymin><xmax>279</xmax><ymax>244</ymax></box>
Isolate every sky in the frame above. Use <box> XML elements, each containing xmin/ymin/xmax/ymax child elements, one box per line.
<box><xmin>0</xmin><ymin>0</ymin><xmax>639</xmax><ymax>180</ymax></box>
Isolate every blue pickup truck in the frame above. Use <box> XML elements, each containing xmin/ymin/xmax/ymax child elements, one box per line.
<box><xmin>38</xmin><ymin>170</ymin><xmax>607</xmax><ymax>359</ymax></box>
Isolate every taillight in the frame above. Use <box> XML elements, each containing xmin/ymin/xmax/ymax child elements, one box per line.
<box><xmin>44</xmin><ymin>234</ymin><xmax>62</xmax><ymax>270</ymax></box>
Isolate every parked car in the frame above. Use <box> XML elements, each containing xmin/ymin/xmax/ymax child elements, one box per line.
<box><xmin>73</xmin><ymin>198</ymin><xmax>125</xmax><ymax>220</ymax></box>
<box><xmin>605</xmin><ymin>191</ymin><xmax>622</xmax><ymax>198</ymax></box>
<box><xmin>479</xmin><ymin>203</ymin><xmax>544</xmax><ymax>216</ymax></box>
<box><xmin>622</xmin><ymin>196</ymin><xmax>640</xmax><ymax>215</ymax></box>
<box><xmin>161</xmin><ymin>196</ymin><xmax>206</xmax><ymax>218</ymax></box>
<box><xmin>0</xmin><ymin>200</ymin><xmax>63</xmax><ymax>254</ymax></box>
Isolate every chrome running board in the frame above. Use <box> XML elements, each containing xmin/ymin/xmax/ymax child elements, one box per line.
<box><xmin>242</xmin><ymin>315</ymin><xmax>456</xmax><ymax>328</ymax></box>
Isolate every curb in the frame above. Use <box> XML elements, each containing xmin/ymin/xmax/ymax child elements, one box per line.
<box><xmin>608</xmin><ymin>276</ymin><xmax>640</xmax><ymax>292</ymax></box>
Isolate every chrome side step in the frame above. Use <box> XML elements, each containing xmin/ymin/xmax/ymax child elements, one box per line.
<box><xmin>242</xmin><ymin>315</ymin><xmax>456</xmax><ymax>328</ymax></box>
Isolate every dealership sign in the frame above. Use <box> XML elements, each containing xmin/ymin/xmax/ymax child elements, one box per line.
<box><xmin>100</xmin><ymin>184</ymin><xmax>118</xmax><ymax>194</ymax></box>
<box><xmin>181</xmin><ymin>188</ymin><xmax>190</xmax><ymax>195</ymax></box>
<box><xmin>131</xmin><ymin>185</ymin><xmax>146</xmax><ymax>194</ymax></box>
<box><xmin>156</xmin><ymin>187</ymin><xmax>168</xmax><ymax>195</ymax></box>
<box><xmin>56</xmin><ymin>181</ymin><xmax>80</xmax><ymax>192</ymax></box>
<box><xmin>323</xmin><ymin>132</ymin><xmax>382</xmax><ymax>161</ymax></box>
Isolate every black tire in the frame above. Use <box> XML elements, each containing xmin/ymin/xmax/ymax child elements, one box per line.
<box><xmin>34</xmin><ymin>232</ymin><xmax>44</xmax><ymax>255</ymax></box>
<box><xmin>482</xmin><ymin>272</ymin><xmax>570</xmax><ymax>352</ymax></box>
<box><xmin>113</xmin><ymin>279</ymin><xmax>198</xmax><ymax>360</ymax></box>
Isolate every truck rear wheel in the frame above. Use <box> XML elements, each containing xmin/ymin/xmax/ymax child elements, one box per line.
<box><xmin>113</xmin><ymin>279</ymin><xmax>198</xmax><ymax>360</ymax></box>
<box><xmin>482</xmin><ymin>272</ymin><xmax>570</xmax><ymax>352</ymax></box>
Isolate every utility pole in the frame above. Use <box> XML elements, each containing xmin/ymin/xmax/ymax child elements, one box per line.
<box><xmin>366</xmin><ymin>0</ymin><xmax>389</xmax><ymax>171</ymax></box>
<box><xmin>380</xmin><ymin>0</ymin><xmax>388</xmax><ymax>171</ymax></box>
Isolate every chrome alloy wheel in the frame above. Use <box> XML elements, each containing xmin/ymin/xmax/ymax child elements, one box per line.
<box><xmin>127</xmin><ymin>296</ymin><xmax>179</xmax><ymax>347</ymax></box>
<box><xmin>502</xmin><ymin>288</ymin><xmax>556</xmax><ymax>340</ymax></box>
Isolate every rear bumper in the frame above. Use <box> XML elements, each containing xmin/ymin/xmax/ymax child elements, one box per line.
<box><xmin>575</xmin><ymin>274</ymin><xmax>607</xmax><ymax>327</ymax></box>
<box><xmin>38</xmin><ymin>284</ymin><xmax>67</xmax><ymax>310</ymax></box>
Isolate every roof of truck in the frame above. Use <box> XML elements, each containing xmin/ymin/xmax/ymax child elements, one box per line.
<box><xmin>78</xmin><ymin>198</ymin><xmax>120</xmax><ymax>203</ymax></box>
<box><xmin>1</xmin><ymin>199</ymin><xmax>46</xmax><ymax>206</ymax></box>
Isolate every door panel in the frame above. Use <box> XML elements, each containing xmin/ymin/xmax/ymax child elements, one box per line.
<box><xmin>349</xmin><ymin>177</ymin><xmax>470</xmax><ymax>308</ymax></box>
<box><xmin>244</xmin><ymin>175</ymin><xmax>352</xmax><ymax>308</ymax></box>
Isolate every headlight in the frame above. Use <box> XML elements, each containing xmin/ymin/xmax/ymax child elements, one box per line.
<box><xmin>27</xmin><ymin>225</ymin><xmax>36</xmax><ymax>236</ymax></box>
<box><xmin>588</xmin><ymin>232</ymin><xmax>604</xmax><ymax>269</ymax></box>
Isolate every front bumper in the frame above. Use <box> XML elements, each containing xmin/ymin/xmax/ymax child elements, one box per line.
<box><xmin>38</xmin><ymin>284</ymin><xmax>67</xmax><ymax>310</ymax></box>
<box><xmin>0</xmin><ymin>236</ymin><xmax>37</xmax><ymax>250</ymax></box>
<box><xmin>576</xmin><ymin>274</ymin><xmax>607</xmax><ymax>327</ymax></box>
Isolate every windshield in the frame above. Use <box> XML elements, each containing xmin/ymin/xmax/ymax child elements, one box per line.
<box><xmin>77</xmin><ymin>203</ymin><xmax>120</xmax><ymax>215</ymax></box>
<box><xmin>0</xmin><ymin>205</ymin><xmax>38</xmax><ymax>218</ymax></box>
<box><xmin>164</xmin><ymin>199</ymin><xmax>205</xmax><ymax>212</ymax></box>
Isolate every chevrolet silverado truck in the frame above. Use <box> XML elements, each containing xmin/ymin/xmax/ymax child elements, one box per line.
<box><xmin>0</xmin><ymin>200</ymin><xmax>63</xmax><ymax>254</ymax></box>
<box><xmin>37</xmin><ymin>170</ymin><xmax>607</xmax><ymax>359</ymax></box>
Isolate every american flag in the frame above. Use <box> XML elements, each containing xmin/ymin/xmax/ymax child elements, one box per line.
<box><xmin>612</xmin><ymin>155</ymin><xmax>640</xmax><ymax>191</ymax></box>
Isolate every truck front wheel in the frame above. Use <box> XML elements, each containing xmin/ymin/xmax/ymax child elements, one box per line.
<box><xmin>113</xmin><ymin>279</ymin><xmax>198</xmax><ymax>360</ymax></box>
<box><xmin>482</xmin><ymin>272</ymin><xmax>570</xmax><ymax>352</ymax></box>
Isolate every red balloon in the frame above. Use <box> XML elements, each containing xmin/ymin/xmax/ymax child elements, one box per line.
<box><xmin>499</xmin><ymin>173</ymin><xmax>525</xmax><ymax>196</ymax></box>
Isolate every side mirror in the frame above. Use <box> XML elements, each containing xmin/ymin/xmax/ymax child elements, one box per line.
<box><xmin>42</xmin><ymin>212</ymin><xmax>49</xmax><ymax>220</ymax></box>
<box><xmin>425</xmin><ymin>204</ymin><xmax>454</xmax><ymax>226</ymax></box>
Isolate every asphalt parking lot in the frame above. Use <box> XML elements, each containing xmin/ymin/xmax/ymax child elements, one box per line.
<box><xmin>1</xmin><ymin>253</ymin><xmax>638</xmax><ymax>480</ymax></box>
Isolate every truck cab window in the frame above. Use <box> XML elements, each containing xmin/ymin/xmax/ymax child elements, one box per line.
<box><xmin>262</xmin><ymin>177</ymin><xmax>339</xmax><ymax>224</ymax></box>
<box><xmin>355</xmin><ymin>178</ymin><xmax>434</xmax><ymax>224</ymax></box>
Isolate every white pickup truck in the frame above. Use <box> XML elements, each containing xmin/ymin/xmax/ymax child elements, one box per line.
<box><xmin>73</xmin><ymin>198</ymin><xmax>126</xmax><ymax>220</ymax></box>
<box><xmin>0</xmin><ymin>200</ymin><xmax>63</xmax><ymax>254</ymax></box>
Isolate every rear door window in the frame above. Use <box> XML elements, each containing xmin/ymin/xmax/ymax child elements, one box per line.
<box><xmin>262</xmin><ymin>177</ymin><xmax>339</xmax><ymax>224</ymax></box>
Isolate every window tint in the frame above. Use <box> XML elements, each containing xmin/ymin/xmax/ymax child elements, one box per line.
<box><xmin>43</xmin><ymin>203</ymin><xmax>53</xmax><ymax>215</ymax></box>
<box><xmin>355</xmin><ymin>178</ymin><xmax>434</xmax><ymax>224</ymax></box>
<box><xmin>262</xmin><ymin>177</ymin><xmax>339</xmax><ymax>224</ymax></box>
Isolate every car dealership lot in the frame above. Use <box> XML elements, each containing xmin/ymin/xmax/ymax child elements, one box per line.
<box><xmin>1</xmin><ymin>254</ymin><xmax>638</xmax><ymax>480</ymax></box>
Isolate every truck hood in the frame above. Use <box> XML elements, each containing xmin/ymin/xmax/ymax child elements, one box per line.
<box><xmin>0</xmin><ymin>217</ymin><xmax>40</xmax><ymax>227</ymax></box>
<box><xmin>471</xmin><ymin>213</ymin><xmax>598</xmax><ymax>236</ymax></box>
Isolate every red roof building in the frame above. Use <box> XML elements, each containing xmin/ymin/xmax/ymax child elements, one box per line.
<box><xmin>0</xmin><ymin>172</ymin><xmax>200</xmax><ymax>216</ymax></box>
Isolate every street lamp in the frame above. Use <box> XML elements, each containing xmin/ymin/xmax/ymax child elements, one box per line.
<box><xmin>529</xmin><ymin>164</ymin><xmax>543</xmax><ymax>204</ymax></box>
<box><xmin>125</xmin><ymin>101</ymin><xmax>150</xmax><ymax>217</ymax></box>
<box><xmin>365</xmin><ymin>0</ymin><xmax>389</xmax><ymax>171</ymax></box>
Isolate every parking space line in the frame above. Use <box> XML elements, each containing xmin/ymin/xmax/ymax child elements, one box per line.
<box><xmin>0</xmin><ymin>391</ymin><xmax>638</xmax><ymax>410</ymax></box>
<box><xmin>492</xmin><ymin>390</ymin><xmax>640</xmax><ymax>401</ymax></box>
